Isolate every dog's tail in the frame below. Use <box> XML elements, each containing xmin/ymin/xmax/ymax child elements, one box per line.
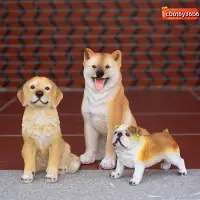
<box><xmin>66</xmin><ymin>153</ymin><xmax>81</xmax><ymax>173</ymax></box>
<box><xmin>163</xmin><ymin>128</ymin><xmax>169</xmax><ymax>133</ymax></box>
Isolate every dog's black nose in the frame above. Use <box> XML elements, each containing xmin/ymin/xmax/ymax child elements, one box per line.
<box><xmin>117</xmin><ymin>132</ymin><xmax>122</xmax><ymax>137</ymax></box>
<box><xmin>96</xmin><ymin>70</ymin><xmax>104</xmax><ymax>78</ymax></box>
<box><xmin>35</xmin><ymin>90</ymin><xmax>44</xmax><ymax>98</ymax></box>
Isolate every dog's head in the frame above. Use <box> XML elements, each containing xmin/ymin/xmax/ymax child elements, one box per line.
<box><xmin>83</xmin><ymin>48</ymin><xmax>122</xmax><ymax>91</ymax></box>
<box><xmin>112</xmin><ymin>125</ymin><xmax>141</xmax><ymax>149</ymax></box>
<box><xmin>17</xmin><ymin>76</ymin><xmax>63</xmax><ymax>108</ymax></box>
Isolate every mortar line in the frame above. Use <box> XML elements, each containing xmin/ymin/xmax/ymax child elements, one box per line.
<box><xmin>0</xmin><ymin>97</ymin><xmax>17</xmax><ymax>113</ymax></box>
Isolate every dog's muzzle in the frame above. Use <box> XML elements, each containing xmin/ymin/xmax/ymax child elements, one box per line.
<box><xmin>31</xmin><ymin>97</ymin><xmax>49</xmax><ymax>105</ymax></box>
<box><xmin>113</xmin><ymin>132</ymin><xmax>125</xmax><ymax>147</ymax></box>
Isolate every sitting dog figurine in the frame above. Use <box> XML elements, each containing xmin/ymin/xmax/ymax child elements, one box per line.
<box><xmin>110</xmin><ymin>125</ymin><xmax>187</xmax><ymax>185</ymax></box>
<box><xmin>17</xmin><ymin>76</ymin><xmax>81</xmax><ymax>183</ymax></box>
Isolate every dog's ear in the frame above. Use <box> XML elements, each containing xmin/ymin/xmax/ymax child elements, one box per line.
<box><xmin>52</xmin><ymin>88</ymin><xmax>63</xmax><ymax>108</ymax></box>
<box><xmin>84</xmin><ymin>48</ymin><xmax>95</xmax><ymax>62</ymax></box>
<box><xmin>128</xmin><ymin>126</ymin><xmax>141</xmax><ymax>137</ymax></box>
<box><xmin>111</xmin><ymin>50</ymin><xmax>122</xmax><ymax>66</ymax></box>
<box><xmin>114</xmin><ymin>125</ymin><xmax>120</xmax><ymax>130</ymax></box>
<box><xmin>17</xmin><ymin>85</ymin><xmax>28</xmax><ymax>107</ymax></box>
<box><xmin>127</xmin><ymin>126</ymin><xmax>137</xmax><ymax>134</ymax></box>
<box><xmin>136</xmin><ymin>128</ymin><xmax>142</xmax><ymax>136</ymax></box>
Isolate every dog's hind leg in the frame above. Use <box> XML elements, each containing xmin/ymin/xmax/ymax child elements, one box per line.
<box><xmin>165</xmin><ymin>152</ymin><xmax>187</xmax><ymax>175</ymax></box>
<box><xmin>58</xmin><ymin>143</ymin><xmax>80</xmax><ymax>174</ymax></box>
<box><xmin>160</xmin><ymin>160</ymin><xmax>171</xmax><ymax>170</ymax></box>
<box><xmin>65</xmin><ymin>153</ymin><xmax>81</xmax><ymax>173</ymax></box>
<box><xmin>58</xmin><ymin>143</ymin><xmax>71</xmax><ymax>174</ymax></box>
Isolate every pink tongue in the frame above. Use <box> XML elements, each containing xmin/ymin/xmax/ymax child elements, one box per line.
<box><xmin>95</xmin><ymin>79</ymin><xmax>104</xmax><ymax>90</ymax></box>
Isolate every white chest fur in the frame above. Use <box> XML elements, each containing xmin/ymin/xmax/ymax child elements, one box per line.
<box><xmin>22</xmin><ymin>109</ymin><xmax>60</xmax><ymax>149</ymax></box>
<box><xmin>83</xmin><ymin>85</ymin><xmax>120</xmax><ymax>135</ymax></box>
<box><xmin>88</xmin><ymin>103</ymin><xmax>108</xmax><ymax>134</ymax></box>
<box><xmin>116</xmin><ymin>149</ymin><xmax>136</xmax><ymax>168</ymax></box>
<box><xmin>115</xmin><ymin>142</ymin><xmax>143</xmax><ymax>168</ymax></box>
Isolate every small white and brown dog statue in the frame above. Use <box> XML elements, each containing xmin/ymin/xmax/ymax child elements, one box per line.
<box><xmin>17</xmin><ymin>76</ymin><xmax>80</xmax><ymax>183</ymax></box>
<box><xmin>111</xmin><ymin>125</ymin><xmax>187</xmax><ymax>185</ymax></box>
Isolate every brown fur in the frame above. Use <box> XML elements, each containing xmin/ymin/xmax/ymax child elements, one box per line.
<box><xmin>81</xmin><ymin>49</ymin><xmax>150</xmax><ymax>169</ymax></box>
<box><xmin>138</xmin><ymin>131</ymin><xmax>179</xmax><ymax>162</ymax></box>
<box><xmin>81</xmin><ymin>49</ymin><xmax>139</xmax><ymax>167</ymax></box>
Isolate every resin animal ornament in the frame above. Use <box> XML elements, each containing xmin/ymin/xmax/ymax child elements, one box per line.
<box><xmin>17</xmin><ymin>76</ymin><xmax>80</xmax><ymax>183</ymax></box>
<box><xmin>80</xmin><ymin>48</ymin><xmax>147</xmax><ymax>170</ymax></box>
<box><xmin>111</xmin><ymin>125</ymin><xmax>187</xmax><ymax>185</ymax></box>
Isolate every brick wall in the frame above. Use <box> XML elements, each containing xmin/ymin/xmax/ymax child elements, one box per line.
<box><xmin>0</xmin><ymin>0</ymin><xmax>199</xmax><ymax>89</ymax></box>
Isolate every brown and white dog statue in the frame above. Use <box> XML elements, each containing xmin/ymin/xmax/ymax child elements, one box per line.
<box><xmin>111</xmin><ymin>125</ymin><xmax>187</xmax><ymax>185</ymax></box>
<box><xmin>80</xmin><ymin>48</ymin><xmax>149</xmax><ymax>169</ymax></box>
<box><xmin>17</xmin><ymin>76</ymin><xmax>80</xmax><ymax>183</ymax></box>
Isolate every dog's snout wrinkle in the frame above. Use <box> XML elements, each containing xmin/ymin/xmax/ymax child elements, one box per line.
<box><xmin>35</xmin><ymin>90</ymin><xmax>44</xmax><ymax>98</ymax></box>
<box><xmin>96</xmin><ymin>70</ymin><xmax>104</xmax><ymax>78</ymax></box>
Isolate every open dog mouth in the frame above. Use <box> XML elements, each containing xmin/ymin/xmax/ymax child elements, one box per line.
<box><xmin>113</xmin><ymin>138</ymin><xmax>126</xmax><ymax>148</ymax></box>
<box><xmin>31</xmin><ymin>99</ymin><xmax>49</xmax><ymax>105</ymax></box>
<box><xmin>92</xmin><ymin>77</ymin><xmax>109</xmax><ymax>90</ymax></box>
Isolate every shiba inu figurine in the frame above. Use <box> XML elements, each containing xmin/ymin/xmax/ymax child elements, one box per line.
<box><xmin>17</xmin><ymin>77</ymin><xmax>80</xmax><ymax>183</ymax></box>
<box><xmin>111</xmin><ymin>125</ymin><xmax>187</xmax><ymax>185</ymax></box>
<box><xmin>80</xmin><ymin>48</ymin><xmax>149</xmax><ymax>169</ymax></box>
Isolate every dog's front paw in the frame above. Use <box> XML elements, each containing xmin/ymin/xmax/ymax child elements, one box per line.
<box><xmin>80</xmin><ymin>152</ymin><xmax>96</xmax><ymax>164</ymax></box>
<box><xmin>100</xmin><ymin>157</ymin><xmax>116</xmax><ymax>170</ymax></box>
<box><xmin>45</xmin><ymin>173</ymin><xmax>58</xmax><ymax>183</ymax></box>
<box><xmin>129</xmin><ymin>178</ymin><xmax>141</xmax><ymax>186</ymax></box>
<box><xmin>110</xmin><ymin>171</ymin><xmax>122</xmax><ymax>179</ymax></box>
<box><xmin>21</xmin><ymin>172</ymin><xmax>34</xmax><ymax>184</ymax></box>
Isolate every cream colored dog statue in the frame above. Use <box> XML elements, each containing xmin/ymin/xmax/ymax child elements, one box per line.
<box><xmin>17</xmin><ymin>76</ymin><xmax>80</xmax><ymax>183</ymax></box>
<box><xmin>111</xmin><ymin>125</ymin><xmax>187</xmax><ymax>185</ymax></box>
<box><xmin>80</xmin><ymin>48</ymin><xmax>149</xmax><ymax>169</ymax></box>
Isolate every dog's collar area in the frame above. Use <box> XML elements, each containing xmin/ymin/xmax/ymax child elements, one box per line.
<box><xmin>31</xmin><ymin>99</ymin><xmax>49</xmax><ymax>105</ymax></box>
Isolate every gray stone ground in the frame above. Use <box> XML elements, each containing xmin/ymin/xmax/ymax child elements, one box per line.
<box><xmin>0</xmin><ymin>170</ymin><xmax>200</xmax><ymax>200</ymax></box>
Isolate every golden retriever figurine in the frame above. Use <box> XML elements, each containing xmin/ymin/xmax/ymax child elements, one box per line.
<box><xmin>17</xmin><ymin>76</ymin><xmax>80</xmax><ymax>183</ymax></box>
<box><xmin>111</xmin><ymin>125</ymin><xmax>187</xmax><ymax>185</ymax></box>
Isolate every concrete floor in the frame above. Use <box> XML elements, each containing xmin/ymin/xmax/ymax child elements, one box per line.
<box><xmin>0</xmin><ymin>170</ymin><xmax>200</xmax><ymax>200</ymax></box>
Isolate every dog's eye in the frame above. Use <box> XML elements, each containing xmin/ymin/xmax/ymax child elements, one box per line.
<box><xmin>105</xmin><ymin>65</ymin><xmax>110</xmax><ymax>69</ymax></box>
<box><xmin>125</xmin><ymin>132</ymin><xmax>130</xmax><ymax>137</ymax></box>
<box><xmin>30</xmin><ymin>85</ymin><xmax>35</xmax><ymax>89</ymax></box>
<box><xmin>92</xmin><ymin>65</ymin><xmax>96</xmax><ymax>69</ymax></box>
<box><xmin>45</xmin><ymin>87</ymin><xmax>50</xmax><ymax>90</ymax></box>
<box><xmin>114</xmin><ymin>131</ymin><xmax>117</xmax><ymax>135</ymax></box>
